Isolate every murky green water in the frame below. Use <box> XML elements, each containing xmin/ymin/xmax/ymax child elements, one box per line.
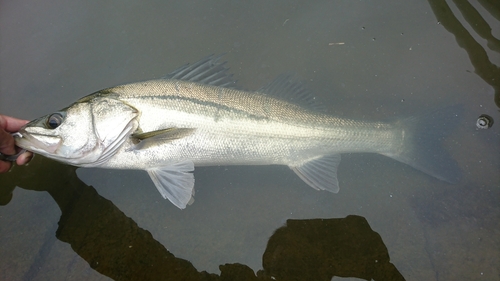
<box><xmin>1</xmin><ymin>1</ymin><xmax>499</xmax><ymax>280</ymax></box>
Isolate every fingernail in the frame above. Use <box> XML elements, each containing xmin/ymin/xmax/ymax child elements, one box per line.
<box><xmin>18</xmin><ymin>152</ymin><xmax>34</xmax><ymax>165</ymax></box>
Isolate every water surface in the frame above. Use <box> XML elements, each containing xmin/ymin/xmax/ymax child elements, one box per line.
<box><xmin>1</xmin><ymin>1</ymin><xmax>499</xmax><ymax>280</ymax></box>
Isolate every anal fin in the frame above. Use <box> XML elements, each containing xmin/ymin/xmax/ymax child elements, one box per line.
<box><xmin>147</xmin><ymin>160</ymin><xmax>195</xmax><ymax>209</ymax></box>
<box><xmin>289</xmin><ymin>154</ymin><xmax>341</xmax><ymax>193</ymax></box>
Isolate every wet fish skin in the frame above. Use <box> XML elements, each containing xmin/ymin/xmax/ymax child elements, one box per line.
<box><xmin>16</xmin><ymin>55</ymin><xmax>462</xmax><ymax>209</ymax></box>
<box><xmin>101</xmin><ymin>79</ymin><xmax>398</xmax><ymax>167</ymax></box>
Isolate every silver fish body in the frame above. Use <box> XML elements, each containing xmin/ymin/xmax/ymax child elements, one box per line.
<box><xmin>16</xmin><ymin>55</ymin><xmax>462</xmax><ymax>208</ymax></box>
<box><xmin>103</xmin><ymin>79</ymin><xmax>398</xmax><ymax>168</ymax></box>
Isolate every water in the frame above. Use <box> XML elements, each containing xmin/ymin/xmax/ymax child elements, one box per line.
<box><xmin>1</xmin><ymin>0</ymin><xmax>499</xmax><ymax>280</ymax></box>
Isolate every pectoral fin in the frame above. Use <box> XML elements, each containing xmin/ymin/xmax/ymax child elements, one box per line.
<box><xmin>147</xmin><ymin>160</ymin><xmax>195</xmax><ymax>209</ymax></box>
<box><xmin>289</xmin><ymin>154</ymin><xmax>341</xmax><ymax>193</ymax></box>
<box><xmin>132</xmin><ymin>128</ymin><xmax>195</xmax><ymax>150</ymax></box>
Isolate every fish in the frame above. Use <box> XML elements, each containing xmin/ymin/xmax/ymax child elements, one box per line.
<box><xmin>16</xmin><ymin>55</ymin><xmax>462</xmax><ymax>209</ymax></box>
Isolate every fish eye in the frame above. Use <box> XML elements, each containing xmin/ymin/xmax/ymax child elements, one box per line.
<box><xmin>46</xmin><ymin>113</ymin><xmax>64</xmax><ymax>129</ymax></box>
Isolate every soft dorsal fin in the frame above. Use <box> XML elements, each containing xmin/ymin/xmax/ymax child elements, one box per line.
<box><xmin>258</xmin><ymin>74</ymin><xmax>326</xmax><ymax>112</ymax></box>
<box><xmin>289</xmin><ymin>154</ymin><xmax>341</xmax><ymax>193</ymax></box>
<box><xmin>163</xmin><ymin>54</ymin><xmax>237</xmax><ymax>88</ymax></box>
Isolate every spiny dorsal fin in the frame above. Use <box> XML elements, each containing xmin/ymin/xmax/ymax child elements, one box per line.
<box><xmin>258</xmin><ymin>74</ymin><xmax>326</xmax><ymax>112</ymax></box>
<box><xmin>163</xmin><ymin>54</ymin><xmax>237</xmax><ymax>88</ymax></box>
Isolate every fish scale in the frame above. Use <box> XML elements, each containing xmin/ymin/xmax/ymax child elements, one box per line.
<box><xmin>16</xmin><ymin>55</ymin><xmax>462</xmax><ymax>209</ymax></box>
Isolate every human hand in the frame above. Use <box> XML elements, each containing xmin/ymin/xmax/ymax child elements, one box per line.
<box><xmin>0</xmin><ymin>115</ymin><xmax>33</xmax><ymax>173</ymax></box>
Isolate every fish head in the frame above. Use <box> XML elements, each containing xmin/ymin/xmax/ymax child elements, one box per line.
<box><xmin>16</xmin><ymin>95</ymin><xmax>139</xmax><ymax>166</ymax></box>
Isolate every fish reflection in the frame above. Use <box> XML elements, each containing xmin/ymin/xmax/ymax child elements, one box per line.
<box><xmin>0</xmin><ymin>156</ymin><xmax>405</xmax><ymax>281</ymax></box>
<box><xmin>428</xmin><ymin>0</ymin><xmax>500</xmax><ymax>108</ymax></box>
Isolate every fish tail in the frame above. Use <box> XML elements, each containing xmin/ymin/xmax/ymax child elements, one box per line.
<box><xmin>383</xmin><ymin>105</ymin><xmax>463</xmax><ymax>183</ymax></box>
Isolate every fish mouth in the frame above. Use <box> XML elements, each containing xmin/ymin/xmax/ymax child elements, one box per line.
<box><xmin>16</xmin><ymin>129</ymin><xmax>62</xmax><ymax>154</ymax></box>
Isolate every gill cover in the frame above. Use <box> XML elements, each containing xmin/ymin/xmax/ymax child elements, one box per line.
<box><xmin>17</xmin><ymin>95</ymin><xmax>138</xmax><ymax>166</ymax></box>
<box><xmin>81</xmin><ymin>96</ymin><xmax>139</xmax><ymax>166</ymax></box>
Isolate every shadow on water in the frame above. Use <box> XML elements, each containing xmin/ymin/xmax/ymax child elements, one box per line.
<box><xmin>427</xmin><ymin>0</ymin><xmax>500</xmax><ymax>108</ymax></box>
<box><xmin>0</xmin><ymin>156</ymin><xmax>405</xmax><ymax>281</ymax></box>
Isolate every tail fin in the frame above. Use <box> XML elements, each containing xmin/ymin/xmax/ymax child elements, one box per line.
<box><xmin>383</xmin><ymin>105</ymin><xmax>463</xmax><ymax>184</ymax></box>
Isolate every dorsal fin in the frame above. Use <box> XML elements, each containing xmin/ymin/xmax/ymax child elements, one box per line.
<box><xmin>258</xmin><ymin>74</ymin><xmax>326</xmax><ymax>112</ymax></box>
<box><xmin>163</xmin><ymin>54</ymin><xmax>237</xmax><ymax>88</ymax></box>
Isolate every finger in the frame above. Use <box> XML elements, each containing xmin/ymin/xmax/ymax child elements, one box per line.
<box><xmin>0</xmin><ymin>115</ymin><xmax>29</xmax><ymax>132</ymax></box>
<box><xmin>0</xmin><ymin>160</ymin><xmax>12</xmax><ymax>173</ymax></box>
<box><xmin>16</xmin><ymin>151</ymin><xmax>34</xmax><ymax>165</ymax></box>
<box><xmin>0</xmin><ymin>129</ymin><xmax>16</xmax><ymax>155</ymax></box>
